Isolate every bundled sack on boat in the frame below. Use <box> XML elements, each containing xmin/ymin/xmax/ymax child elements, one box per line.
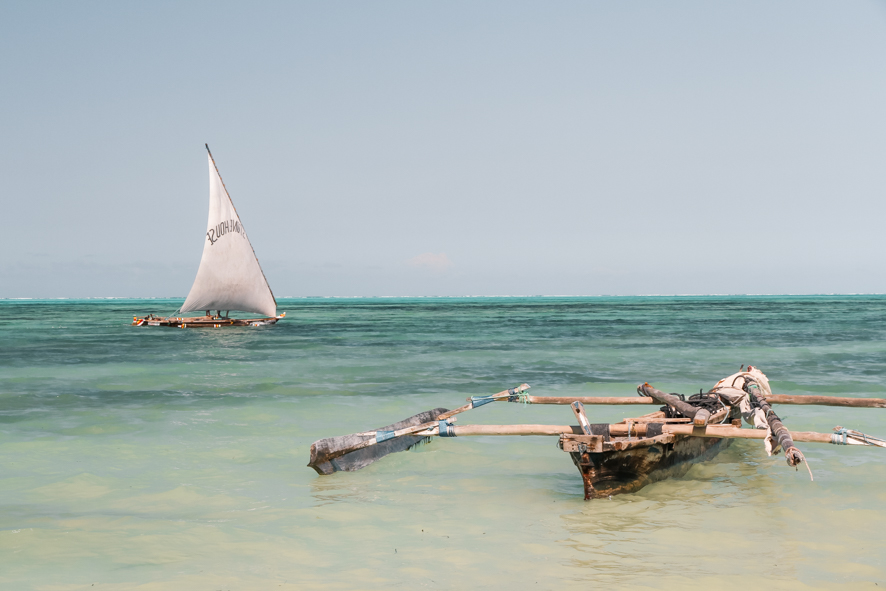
<box><xmin>711</xmin><ymin>365</ymin><xmax>773</xmax><ymax>426</ymax></box>
<box><xmin>710</xmin><ymin>366</ymin><xmax>794</xmax><ymax>459</ymax></box>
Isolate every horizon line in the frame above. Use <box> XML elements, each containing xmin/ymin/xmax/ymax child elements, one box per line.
<box><xmin>3</xmin><ymin>292</ymin><xmax>886</xmax><ymax>301</ymax></box>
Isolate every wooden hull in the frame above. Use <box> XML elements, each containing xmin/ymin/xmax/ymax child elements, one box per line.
<box><xmin>568</xmin><ymin>435</ymin><xmax>731</xmax><ymax>500</ymax></box>
<box><xmin>132</xmin><ymin>315</ymin><xmax>280</xmax><ymax>328</ymax></box>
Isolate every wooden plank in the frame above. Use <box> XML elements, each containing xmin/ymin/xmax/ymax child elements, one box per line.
<box><xmin>520</xmin><ymin>394</ymin><xmax>886</xmax><ymax>408</ymax></box>
<box><xmin>446</xmin><ymin>424</ymin><xmax>581</xmax><ymax>436</ymax></box>
<box><xmin>621</xmin><ymin>417</ymin><xmax>690</xmax><ymax>424</ymax></box>
<box><xmin>764</xmin><ymin>394</ymin><xmax>886</xmax><ymax>408</ymax></box>
<box><xmin>618</xmin><ymin>411</ymin><xmax>667</xmax><ymax>423</ymax></box>
<box><xmin>437</xmin><ymin>423</ymin><xmax>835</xmax><ymax>443</ymax></box>
<box><xmin>613</xmin><ymin>423</ymin><xmax>834</xmax><ymax>444</ymax></box>
<box><xmin>529</xmin><ymin>396</ymin><xmax>656</xmax><ymax>405</ymax></box>
<box><xmin>559</xmin><ymin>434</ymin><xmax>605</xmax><ymax>453</ymax></box>
<box><xmin>638</xmin><ymin>383</ymin><xmax>711</xmax><ymax>426</ymax></box>
<box><xmin>604</xmin><ymin>433</ymin><xmax>675</xmax><ymax>452</ymax></box>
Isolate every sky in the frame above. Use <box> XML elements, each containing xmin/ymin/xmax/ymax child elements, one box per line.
<box><xmin>2</xmin><ymin>1</ymin><xmax>885</xmax><ymax>297</ymax></box>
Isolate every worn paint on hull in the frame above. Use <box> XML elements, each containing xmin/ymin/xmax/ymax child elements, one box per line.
<box><xmin>570</xmin><ymin>435</ymin><xmax>731</xmax><ymax>500</ymax></box>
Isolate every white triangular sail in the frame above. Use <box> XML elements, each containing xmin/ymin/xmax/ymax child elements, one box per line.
<box><xmin>180</xmin><ymin>151</ymin><xmax>277</xmax><ymax>317</ymax></box>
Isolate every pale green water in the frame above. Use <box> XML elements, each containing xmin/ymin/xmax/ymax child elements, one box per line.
<box><xmin>1</xmin><ymin>296</ymin><xmax>884</xmax><ymax>590</ymax></box>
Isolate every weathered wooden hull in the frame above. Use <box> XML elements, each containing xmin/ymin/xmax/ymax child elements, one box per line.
<box><xmin>132</xmin><ymin>316</ymin><xmax>280</xmax><ymax>328</ymax></box>
<box><xmin>568</xmin><ymin>435</ymin><xmax>731</xmax><ymax>499</ymax></box>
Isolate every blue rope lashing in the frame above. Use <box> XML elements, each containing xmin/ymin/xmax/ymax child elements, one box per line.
<box><xmin>376</xmin><ymin>430</ymin><xmax>396</xmax><ymax>443</ymax></box>
<box><xmin>470</xmin><ymin>395</ymin><xmax>496</xmax><ymax>408</ymax></box>
<box><xmin>439</xmin><ymin>420</ymin><xmax>456</xmax><ymax>437</ymax></box>
<box><xmin>831</xmin><ymin>428</ymin><xmax>849</xmax><ymax>445</ymax></box>
<box><xmin>507</xmin><ymin>388</ymin><xmax>530</xmax><ymax>405</ymax></box>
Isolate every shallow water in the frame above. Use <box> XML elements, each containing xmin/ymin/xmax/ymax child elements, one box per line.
<box><xmin>0</xmin><ymin>296</ymin><xmax>884</xmax><ymax>589</ymax></box>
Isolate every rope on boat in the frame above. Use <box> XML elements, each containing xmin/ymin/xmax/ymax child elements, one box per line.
<box><xmin>476</xmin><ymin>388</ymin><xmax>529</xmax><ymax>406</ymax></box>
<box><xmin>505</xmin><ymin>386</ymin><xmax>530</xmax><ymax>405</ymax></box>
<box><xmin>375</xmin><ymin>430</ymin><xmax>397</xmax><ymax>443</ymax></box>
<box><xmin>473</xmin><ymin>386</ymin><xmax>530</xmax><ymax>408</ymax></box>
<box><xmin>785</xmin><ymin>446</ymin><xmax>813</xmax><ymax>481</ymax></box>
<box><xmin>831</xmin><ymin>427</ymin><xmax>886</xmax><ymax>447</ymax></box>
<box><xmin>785</xmin><ymin>447</ymin><xmax>815</xmax><ymax>482</ymax></box>
<box><xmin>438</xmin><ymin>420</ymin><xmax>456</xmax><ymax>437</ymax></box>
<box><xmin>470</xmin><ymin>395</ymin><xmax>496</xmax><ymax>408</ymax></box>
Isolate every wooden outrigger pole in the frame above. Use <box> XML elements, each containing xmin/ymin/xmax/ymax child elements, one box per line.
<box><xmin>308</xmin><ymin>372</ymin><xmax>886</xmax><ymax>500</ymax></box>
<box><xmin>503</xmin><ymin>394</ymin><xmax>886</xmax><ymax>408</ymax></box>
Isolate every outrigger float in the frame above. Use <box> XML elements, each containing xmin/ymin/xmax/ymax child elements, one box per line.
<box><xmin>308</xmin><ymin>367</ymin><xmax>886</xmax><ymax>499</ymax></box>
<box><xmin>133</xmin><ymin>145</ymin><xmax>283</xmax><ymax>329</ymax></box>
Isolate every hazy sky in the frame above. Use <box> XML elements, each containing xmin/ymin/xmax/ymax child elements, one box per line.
<box><xmin>2</xmin><ymin>1</ymin><xmax>885</xmax><ymax>297</ymax></box>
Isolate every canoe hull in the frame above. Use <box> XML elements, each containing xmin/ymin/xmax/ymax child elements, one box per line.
<box><xmin>132</xmin><ymin>316</ymin><xmax>280</xmax><ymax>328</ymax></box>
<box><xmin>569</xmin><ymin>435</ymin><xmax>731</xmax><ymax>500</ymax></box>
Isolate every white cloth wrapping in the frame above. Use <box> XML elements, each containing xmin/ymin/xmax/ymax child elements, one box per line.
<box><xmin>712</xmin><ymin>367</ymin><xmax>779</xmax><ymax>455</ymax></box>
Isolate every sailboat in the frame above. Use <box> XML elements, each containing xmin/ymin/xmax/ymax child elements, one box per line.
<box><xmin>133</xmin><ymin>145</ymin><xmax>285</xmax><ymax>328</ymax></box>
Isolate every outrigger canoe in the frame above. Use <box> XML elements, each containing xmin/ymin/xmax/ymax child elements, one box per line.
<box><xmin>308</xmin><ymin>367</ymin><xmax>885</xmax><ymax>500</ymax></box>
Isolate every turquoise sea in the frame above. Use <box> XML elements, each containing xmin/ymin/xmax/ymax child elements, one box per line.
<box><xmin>1</xmin><ymin>296</ymin><xmax>885</xmax><ymax>590</ymax></box>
